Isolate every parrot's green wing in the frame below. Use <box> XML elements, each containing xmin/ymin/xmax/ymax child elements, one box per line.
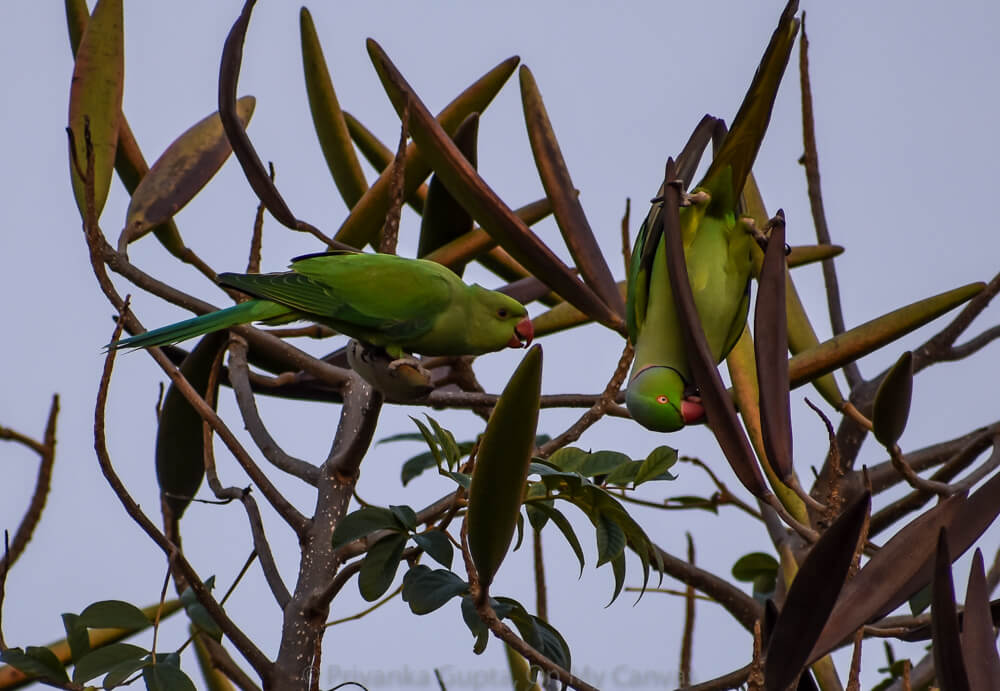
<box><xmin>219</xmin><ymin>252</ymin><xmax>456</xmax><ymax>342</ymax></box>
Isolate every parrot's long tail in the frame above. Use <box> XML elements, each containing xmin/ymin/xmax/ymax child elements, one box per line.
<box><xmin>106</xmin><ymin>299</ymin><xmax>291</xmax><ymax>351</ymax></box>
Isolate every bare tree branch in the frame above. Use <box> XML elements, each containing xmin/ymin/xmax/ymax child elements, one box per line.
<box><xmin>799</xmin><ymin>14</ymin><xmax>861</xmax><ymax>387</ymax></box>
<box><xmin>228</xmin><ymin>339</ymin><xmax>321</xmax><ymax>485</ymax></box>
<box><xmin>0</xmin><ymin>394</ymin><xmax>58</xmax><ymax>573</ymax></box>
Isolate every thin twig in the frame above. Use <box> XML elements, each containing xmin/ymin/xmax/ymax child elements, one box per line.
<box><xmin>460</xmin><ymin>520</ymin><xmax>597</xmax><ymax>691</ymax></box>
<box><xmin>680</xmin><ymin>457</ymin><xmax>764</xmax><ymax>520</ymax></box>
<box><xmin>845</xmin><ymin>629</ymin><xmax>863</xmax><ymax>691</ymax></box>
<box><xmin>870</xmin><ymin>434</ymin><xmax>999</xmax><ymax>535</ymax></box>
<box><xmin>246</xmin><ymin>162</ymin><xmax>272</xmax><ymax>274</ymax></box>
<box><xmin>799</xmin><ymin>13</ymin><xmax>860</xmax><ymax>387</ymax></box>
<box><xmin>679</xmin><ymin>533</ymin><xmax>695</xmax><ymax>688</ymax></box>
<box><xmin>679</xmin><ymin>664</ymin><xmax>750</xmax><ymax>691</ymax></box>
<box><xmin>0</xmin><ymin>394</ymin><xmax>59</xmax><ymax>573</ymax></box>
<box><xmin>537</xmin><ymin>343</ymin><xmax>634</xmax><ymax>457</ymax></box>
<box><xmin>913</xmin><ymin>270</ymin><xmax>1000</xmax><ymax>372</ymax></box>
<box><xmin>379</xmin><ymin>96</ymin><xmax>409</xmax><ymax>255</ymax></box>
<box><xmin>888</xmin><ymin>444</ymin><xmax>952</xmax><ymax>497</ymax></box>
<box><xmin>0</xmin><ymin>533</ymin><xmax>8</xmax><ymax>650</ymax></box>
<box><xmin>623</xmin><ymin>587</ymin><xmax>715</xmax><ymax>603</ymax></box>
<box><xmin>533</xmin><ymin>528</ymin><xmax>548</xmax><ymax>621</ymax></box>
<box><xmin>200</xmin><ymin>352</ymin><xmax>291</xmax><ymax>608</ymax></box>
<box><xmin>325</xmin><ymin>584</ymin><xmax>403</xmax><ymax>627</ymax></box>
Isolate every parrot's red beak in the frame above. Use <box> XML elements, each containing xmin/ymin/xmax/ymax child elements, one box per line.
<box><xmin>508</xmin><ymin>318</ymin><xmax>534</xmax><ymax>348</ymax></box>
<box><xmin>680</xmin><ymin>396</ymin><xmax>705</xmax><ymax>425</ymax></box>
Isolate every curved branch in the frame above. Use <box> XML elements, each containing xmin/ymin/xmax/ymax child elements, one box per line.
<box><xmin>0</xmin><ymin>394</ymin><xmax>58</xmax><ymax>573</ymax></box>
<box><xmin>228</xmin><ymin>340</ymin><xmax>320</xmax><ymax>485</ymax></box>
<box><xmin>200</xmin><ymin>358</ymin><xmax>291</xmax><ymax>609</ymax></box>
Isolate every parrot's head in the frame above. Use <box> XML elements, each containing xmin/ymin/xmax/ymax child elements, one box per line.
<box><xmin>626</xmin><ymin>366</ymin><xmax>705</xmax><ymax>433</ymax></box>
<box><xmin>469</xmin><ymin>286</ymin><xmax>534</xmax><ymax>351</ymax></box>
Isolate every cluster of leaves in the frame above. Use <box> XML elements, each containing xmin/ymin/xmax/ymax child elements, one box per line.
<box><xmin>0</xmin><ymin>600</ymin><xmax>198</xmax><ymax>691</ymax></box>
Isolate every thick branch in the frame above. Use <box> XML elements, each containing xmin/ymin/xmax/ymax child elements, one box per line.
<box><xmin>648</xmin><ymin>544</ymin><xmax>762</xmax><ymax>632</ymax></box>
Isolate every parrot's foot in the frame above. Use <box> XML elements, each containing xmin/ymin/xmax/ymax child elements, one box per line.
<box><xmin>649</xmin><ymin>187</ymin><xmax>709</xmax><ymax>208</ymax></box>
<box><xmin>681</xmin><ymin>190</ymin><xmax>710</xmax><ymax>207</ymax></box>
<box><xmin>387</xmin><ymin>355</ymin><xmax>433</xmax><ymax>380</ymax></box>
<box><xmin>347</xmin><ymin>341</ymin><xmax>434</xmax><ymax>400</ymax></box>
<box><xmin>744</xmin><ymin>211</ymin><xmax>789</xmax><ymax>253</ymax></box>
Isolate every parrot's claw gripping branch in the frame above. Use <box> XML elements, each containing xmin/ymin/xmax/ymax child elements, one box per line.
<box><xmin>649</xmin><ymin>187</ymin><xmax>709</xmax><ymax>209</ymax></box>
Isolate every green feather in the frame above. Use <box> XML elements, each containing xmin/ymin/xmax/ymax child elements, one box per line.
<box><xmin>107</xmin><ymin>299</ymin><xmax>291</xmax><ymax>350</ymax></box>
<box><xmin>108</xmin><ymin>252</ymin><xmax>531</xmax><ymax>359</ymax></box>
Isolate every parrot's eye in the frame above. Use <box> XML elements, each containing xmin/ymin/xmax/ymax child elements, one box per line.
<box><xmin>497</xmin><ymin>308</ymin><xmax>509</xmax><ymax>319</ymax></box>
<box><xmin>656</xmin><ymin>395</ymin><xmax>669</xmax><ymax>405</ymax></box>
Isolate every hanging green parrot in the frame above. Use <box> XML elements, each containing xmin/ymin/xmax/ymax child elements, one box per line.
<box><xmin>625</xmin><ymin>0</ymin><xmax>799</xmax><ymax>433</ymax></box>
<box><xmin>109</xmin><ymin>252</ymin><xmax>534</xmax><ymax>358</ymax></box>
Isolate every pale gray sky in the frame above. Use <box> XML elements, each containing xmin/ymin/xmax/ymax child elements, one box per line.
<box><xmin>3</xmin><ymin>2</ymin><xmax>999</xmax><ymax>689</ymax></box>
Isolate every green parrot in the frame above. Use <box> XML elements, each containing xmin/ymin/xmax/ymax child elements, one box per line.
<box><xmin>625</xmin><ymin>0</ymin><xmax>799</xmax><ymax>433</ymax></box>
<box><xmin>109</xmin><ymin>252</ymin><xmax>534</xmax><ymax>358</ymax></box>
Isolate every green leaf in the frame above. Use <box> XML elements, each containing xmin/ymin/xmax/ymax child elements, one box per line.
<box><xmin>103</xmin><ymin>655</ymin><xmax>151</xmax><ymax>689</ymax></box>
<box><xmin>400</xmin><ymin>450</ymin><xmax>438</xmax><ymax>486</ymax></box>
<box><xmin>62</xmin><ymin>612</ymin><xmax>90</xmax><ymax>662</ymax></box>
<box><xmin>67</xmin><ymin>0</ymin><xmax>124</xmax><ymax>220</ymax></box>
<box><xmin>401</xmin><ymin>565</ymin><xmax>468</xmax><ymax>615</ymax></box>
<box><xmin>379</xmin><ymin>431</ymin><xmax>428</xmax><ymax>444</ymax></box>
<box><xmin>635</xmin><ymin>446</ymin><xmax>678</xmax><ymax>486</ymax></box>
<box><xmin>603</xmin><ymin>460</ymin><xmax>643</xmax><ymax>486</ymax></box>
<box><xmin>331</xmin><ymin>506</ymin><xmax>403</xmax><ymax>549</ymax></box>
<box><xmin>525</xmin><ymin>503</ymin><xmax>550</xmax><ymax>531</ymax></box>
<box><xmin>441</xmin><ymin>469</ymin><xmax>471</xmax><ymax>488</ymax></box>
<box><xmin>412</xmin><ymin>530</ymin><xmax>454</xmax><ymax>569</ymax></box>
<box><xmin>579</xmin><ymin>450</ymin><xmax>630</xmax><ymax>477</ymax></box>
<box><xmin>143</xmin><ymin>662</ymin><xmax>198</xmax><ymax>691</ymax></box>
<box><xmin>547</xmin><ymin>446</ymin><xmax>587</xmax><ymax>472</ymax></box>
<box><xmin>0</xmin><ymin>647</ymin><xmax>69</xmax><ymax>683</ymax></box>
<box><xmin>409</xmin><ymin>416</ymin><xmax>444</xmax><ymax>467</ymax></box>
<box><xmin>389</xmin><ymin>504</ymin><xmax>418</xmax><ymax>531</ymax></box>
<box><xmin>426</xmin><ymin>416</ymin><xmax>462</xmax><ymax>468</ymax></box>
<box><xmin>526</xmin><ymin>503</ymin><xmax>585</xmax><ymax>576</ymax></box>
<box><xmin>732</xmin><ymin>552</ymin><xmax>779</xmax><ymax>584</ymax></box>
<box><xmin>359</xmin><ymin>533</ymin><xmax>408</xmax><ymax>601</ymax></box>
<box><xmin>460</xmin><ymin>596</ymin><xmax>489</xmax><ymax>655</ymax></box>
<box><xmin>72</xmin><ymin>643</ymin><xmax>148</xmax><ymax>684</ymax></box>
<box><xmin>609</xmin><ymin>553</ymin><xmax>627</xmax><ymax>606</ymax></box>
<box><xmin>667</xmin><ymin>495</ymin><xmax>719</xmax><ymax>514</ymax></box>
<box><xmin>467</xmin><ymin>346</ymin><xmax>542</xmax><ymax>589</ymax></box>
<box><xmin>78</xmin><ymin>600</ymin><xmax>152</xmax><ymax>630</ymax></box>
<box><xmin>493</xmin><ymin>597</ymin><xmax>572</xmax><ymax>670</ymax></box>
<box><xmin>594</xmin><ymin>512</ymin><xmax>626</xmax><ymax>566</ymax></box>
<box><xmin>512</xmin><ymin>511</ymin><xmax>525</xmax><ymax>552</ymax></box>
<box><xmin>872</xmin><ymin>351</ymin><xmax>914</xmax><ymax>448</ymax></box>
